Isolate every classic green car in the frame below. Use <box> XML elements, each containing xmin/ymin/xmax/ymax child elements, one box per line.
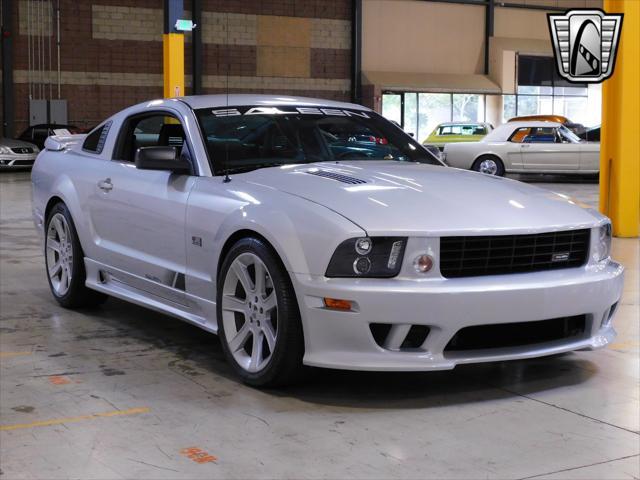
<box><xmin>423</xmin><ymin>122</ymin><xmax>493</xmax><ymax>150</ymax></box>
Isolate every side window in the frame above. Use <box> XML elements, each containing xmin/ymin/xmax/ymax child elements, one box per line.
<box><xmin>522</xmin><ymin>127</ymin><xmax>557</xmax><ymax>144</ymax></box>
<box><xmin>115</xmin><ymin>114</ymin><xmax>186</xmax><ymax>162</ymax></box>
<box><xmin>82</xmin><ymin>122</ymin><xmax>112</xmax><ymax>154</ymax></box>
<box><xmin>509</xmin><ymin>128</ymin><xmax>531</xmax><ymax>143</ymax></box>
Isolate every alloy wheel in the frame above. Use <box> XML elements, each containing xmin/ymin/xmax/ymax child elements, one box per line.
<box><xmin>46</xmin><ymin>213</ymin><xmax>73</xmax><ymax>296</ymax></box>
<box><xmin>221</xmin><ymin>253</ymin><xmax>278</xmax><ymax>373</ymax></box>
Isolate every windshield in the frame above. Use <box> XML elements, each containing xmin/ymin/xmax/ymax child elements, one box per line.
<box><xmin>558</xmin><ymin>125</ymin><xmax>582</xmax><ymax>144</ymax></box>
<box><xmin>194</xmin><ymin>105</ymin><xmax>443</xmax><ymax>174</ymax></box>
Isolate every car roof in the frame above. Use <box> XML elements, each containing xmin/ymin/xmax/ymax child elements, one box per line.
<box><xmin>502</xmin><ymin>121</ymin><xmax>563</xmax><ymax>128</ymax></box>
<box><xmin>178</xmin><ymin>94</ymin><xmax>370</xmax><ymax>111</ymax></box>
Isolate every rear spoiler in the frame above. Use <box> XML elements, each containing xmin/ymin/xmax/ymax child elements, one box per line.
<box><xmin>44</xmin><ymin>134</ymin><xmax>87</xmax><ymax>152</ymax></box>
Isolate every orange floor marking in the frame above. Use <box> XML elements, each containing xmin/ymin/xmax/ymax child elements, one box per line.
<box><xmin>0</xmin><ymin>407</ymin><xmax>150</xmax><ymax>431</ymax></box>
<box><xmin>48</xmin><ymin>375</ymin><xmax>72</xmax><ymax>385</ymax></box>
<box><xmin>180</xmin><ymin>447</ymin><xmax>217</xmax><ymax>464</ymax></box>
<box><xmin>0</xmin><ymin>351</ymin><xmax>32</xmax><ymax>359</ymax></box>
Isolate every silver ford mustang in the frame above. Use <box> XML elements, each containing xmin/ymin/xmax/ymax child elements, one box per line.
<box><xmin>31</xmin><ymin>95</ymin><xmax>623</xmax><ymax>386</ymax></box>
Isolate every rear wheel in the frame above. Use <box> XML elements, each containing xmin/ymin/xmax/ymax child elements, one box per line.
<box><xmin>472</xmin><ymin>155</ymin><xmax>505</xmax><ymax>176</ymax></box>
<box><xmin>45</xmin><ymin>203</ymin><xmax>107</xmax><ymax>308</ymax></box>
<box><xmin>217</xmin><ymin>237</ymin><xmax>304</xmax><ymax>387</ymax></box>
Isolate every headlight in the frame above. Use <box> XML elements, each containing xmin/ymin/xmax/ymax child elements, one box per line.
<box><xmin>326</xmin><ymin>237</ymin><xmax>407</xmax><ymax>278</ymax></box>
<box><xmin>594</xmin><ymin>223</ymin><xmax>612</xmax><ymax>262</ymax></box>
<box><xmin>0</xmin><ymin>146</ymin><xmax>11</xmax><ymax>154</ymax></box>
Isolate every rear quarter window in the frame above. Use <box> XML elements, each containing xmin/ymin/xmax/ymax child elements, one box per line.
<box><xmin>82</xmin><ymin>122</ymin><xmax>112</xmax><ymax>154</ymax></box>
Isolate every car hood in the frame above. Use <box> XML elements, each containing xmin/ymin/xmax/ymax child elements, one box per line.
<box><xmin>242</xmin><ymin>161</ymin><xmax>603</xmax><ymax>235</ymax></box>
<box><xmin>0</xmin><ymin>137</ymin><xmax>38</xmax><ymax>149</ymax></box>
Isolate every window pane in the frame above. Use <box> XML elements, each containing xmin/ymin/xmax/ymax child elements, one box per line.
<box><xmin>517</xmin><ymin>95</ymin><xmax>553</xmax><ymax>116</ymax></box>
<box><xmin>553</xmin><ymin>86</ymin><xmax>588</xmax><ymax>96</ymax></box>
<box><xmin>517</xmin><ymin>85</ymin><xmax>553</xmax><ymax>95</ymax></box>
<box><xmin>502</xmin><ymin>95</ymin><xmax>516</xmax><ymax>122</ymax></box>
<box><xmin>381</xmin><ymin>93</ymin><xmax>402</xmax><ymax>125</ymax></box>
<box><xmin>553</xmin><ymin>96</ymin><xmax>588</xmax><ymax>123</ymax></box>
<box><xmin>452</xmin><ymin>94</ymin><xmax>480</xmax><ymax>122</ymax></box>
<box><xmin>417</xmin><ymin>93</ymin><xmax>451</xmax><ymax>142</ymax></box>
<box><xmin>403</xmin><ymin>92</ymin><xmax>418</xmax><ymax>138</ymax></box>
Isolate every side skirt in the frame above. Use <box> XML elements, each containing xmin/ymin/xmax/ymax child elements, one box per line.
<box><xmin>84</xmin><ymin>258</ymin><xmax>219</xmax><ymax>335</ymax></box>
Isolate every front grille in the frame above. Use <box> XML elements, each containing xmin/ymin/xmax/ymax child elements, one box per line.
<box><xmin>12</xmin><ymin>159</ymin><xmax>35</xmax><ymax>166</ymax></box>
<box><xmin>306</xmin><ymin>170</ymin><xmax>367</xmax><ymax>184</ymax></box>
<box><xmin>11</xmin><ymin>147</ymin><xmax>34</xmax><ymax>154</ymax></box>
<box><xmin>440</xmin><ymin>229</ymin><xmax>590</xmax><ymax>278</ymax></box>
<box><xmin>445</xmin><ymin>315</ymin><xmax>586</xmax><ymax>352</ymax></box>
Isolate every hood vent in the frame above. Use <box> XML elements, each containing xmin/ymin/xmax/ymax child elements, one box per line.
<box><xmin>306</xmin><ymin>170</ymin><xmax>367</xmax><ymax>185</ymax></box>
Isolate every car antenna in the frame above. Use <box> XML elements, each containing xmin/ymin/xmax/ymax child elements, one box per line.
<box><xmin>222</xmin><ymin>13</ymin><xmax>231</xmax><ymax>183</ymax></box>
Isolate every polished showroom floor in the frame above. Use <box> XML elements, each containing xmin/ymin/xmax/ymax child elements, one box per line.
<box><xmin>1</xmin><ymin>171</ymin><xmax>638</xmax><ymax>479</ymax></box>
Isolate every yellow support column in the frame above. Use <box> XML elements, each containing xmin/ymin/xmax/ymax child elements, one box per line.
<box><xmin>163</xmin><ymin>33</ymin><xmax>184</xmax><ymax>98</ymax></box>
<box><xmin>600</xmin><ymin>0</ymin><xmax>639</xmax><ymax>237</ymax></box>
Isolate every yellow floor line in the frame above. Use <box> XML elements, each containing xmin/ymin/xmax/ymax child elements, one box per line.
<box><xmin>0</xmin><ymin>351</ymin><xmax>32</xmax><ymax>359</ymax></box>
<box><xmin>0</xmin><ymin>407</ymin><xmax>150</xmax><ymax>431</ymax></box>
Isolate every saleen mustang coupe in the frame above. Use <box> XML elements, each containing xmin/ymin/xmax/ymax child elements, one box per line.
<box><xmin>31</xmin><ymin>95</ymin><xmax>623</xmax><ymax>386</ymax></box>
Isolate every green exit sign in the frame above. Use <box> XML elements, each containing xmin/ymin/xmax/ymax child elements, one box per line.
<box><xmin>174</xmin><ymin>19</ymin><xmax>195</xmax><ymax>32</ymax></box>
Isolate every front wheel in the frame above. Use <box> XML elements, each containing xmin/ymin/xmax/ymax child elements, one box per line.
<box><xmin>217</xmin><ymin>238</ymin><xmax>304</xmax><ymax>387</ymax></box>
<box><xmin>44</xmin><ymin>203</ymin><xmax>107</xmax><ymax>308</ymax></box>
<box><xmin>472</xmin><ymin>155</ymin><xmax>505</xmax><ymax>176</ymax></box>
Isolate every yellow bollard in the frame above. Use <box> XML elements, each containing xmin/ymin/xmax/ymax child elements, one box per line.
<box><xmin>600</xmin><ymin>0</ymin><xmax>640</xmax><ymax>237</ymax></box>
<box><xmin>163</xmin><ymin>33</ymin><xmax>185</xmax><ymax>98</ymax></box>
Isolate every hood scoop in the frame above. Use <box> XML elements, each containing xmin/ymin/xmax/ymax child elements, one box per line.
<box><xmin>305</xmin><ymin>169</ymin><xmax>367</xmax><ymax>185</ymax></box>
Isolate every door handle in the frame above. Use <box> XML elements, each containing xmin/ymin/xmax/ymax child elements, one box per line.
<box><xmin>521</xmin><ymin>144</ymin><xmax>531</xmax><ymax>148</ymax></box>
<box><xmin>97</xmin><ymin>178</ymin><xmax>113</xmax><ymax>191</ymax></box>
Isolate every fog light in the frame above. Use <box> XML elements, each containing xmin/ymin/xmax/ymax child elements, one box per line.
<box><xmin>353</xmin><ymin>257</ymin><xmax>371</xmax><ymax>274</ymax></box>
<box><xmin>355</xmin><ymin>237</ymin><xmax>372</xmax><ymax>255</ymax></box>
<box><xmin>324</xmin><ymin>298</ymin><xmax>353</xmax><ymax>311</ymax></box>
<box><xmin>414</xmin><ymin>254</ymin><xmax>434</xmax><ymax>273</ymax></box>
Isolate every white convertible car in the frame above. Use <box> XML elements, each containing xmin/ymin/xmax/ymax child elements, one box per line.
<box><xmin>31</xmin><ymin>95</ymin><xmax>623</xmax><ymax>386</ymax></box>
<box><xmin>444</xmin><ymin>121</ymin><xmax>600</xmax><ymax>176</ymax></box>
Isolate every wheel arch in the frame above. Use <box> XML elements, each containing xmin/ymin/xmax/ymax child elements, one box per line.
<box><xmin>216</xmin><ymin>229</ymin><xmax>287</xmax><ymax>282</ymax></box>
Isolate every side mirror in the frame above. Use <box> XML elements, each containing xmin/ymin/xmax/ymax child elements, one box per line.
<box><xmin>135</xmin><ymin>146</ymin><xmax>191</xmax><ymax>174</ymax></box>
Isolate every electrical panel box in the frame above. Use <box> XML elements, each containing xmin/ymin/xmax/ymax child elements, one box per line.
<box><xmin>49</xmin><ymin>100</ymin><xmax>68</xmax><ymax>125</ymax></box>
<box><xmin>29</xmin><ymin>99</ymin><xmax>48</xmax><ymax>126</ymax></box>
<box><xmin>29</xmin><ymin>99</ymin><xmax>69</xmax><ymax>126</ymax></box>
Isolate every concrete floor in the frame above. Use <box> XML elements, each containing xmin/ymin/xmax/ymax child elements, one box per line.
<box><xmin>1</xmin><ymin>171</ymin><xmax>638</xmax><ymax>479</ymax></box>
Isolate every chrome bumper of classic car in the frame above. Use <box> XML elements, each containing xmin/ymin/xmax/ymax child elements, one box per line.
<box><xmin>0</xmin><ymin>153</ymin><xmax>37</xmax><ymax>168</ymax></box>
<box><xmin>295</xmin><ymin>259</ymin><xmax>623</xmax><ymax>371</ymax></box>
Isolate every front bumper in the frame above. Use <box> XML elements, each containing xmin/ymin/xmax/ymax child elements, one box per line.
<box><xmin>294</xmin><ymin>260</ymin><xmax>624</xmax><ymax>371</ymax></box>
<box><xmin>0</xmin><ymin>154</ymin><xmax>37</xmax><ymax>168</ymax></box>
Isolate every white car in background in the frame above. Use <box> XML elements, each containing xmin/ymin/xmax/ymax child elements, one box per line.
<box><xmin>0</xmin><ymin>137</ymin><xmax>39</xmax><ymax>169</ymax></box>
<box><xmin>31</xmin><ymin>95</ymin><xmax>622</xmax><ymax>386</ymax></box>
<box><xmin>443</xmin><ymin>121</ymin><xmax>600</xmax><ymax>176</ymax></box>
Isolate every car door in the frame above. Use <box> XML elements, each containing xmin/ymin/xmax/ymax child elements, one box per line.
<box><xmin>579</xmin><ymin>144</ymin><xmax>600</xmax><ymax>171</ymax></box>
<box><xmin>87</xmin><ymin>111</ymin><xmax>197</xmax><ymax>305</ymax></box>
<box><xmin>520</xmin><ymin>127</ymin><xmax>580</xmax><ymax>171</ymax></box>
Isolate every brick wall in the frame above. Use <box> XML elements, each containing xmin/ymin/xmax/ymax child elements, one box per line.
<box><xmin>9</xmin><ymin>0</ymin><xmax>352</xmax><ymax>135</ymax></box>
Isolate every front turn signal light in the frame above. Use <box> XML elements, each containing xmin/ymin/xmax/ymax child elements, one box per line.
<box><xmin>324</xmin><ymin>298</ymin><xmax>353</xmax><ymax>311</ymax></box>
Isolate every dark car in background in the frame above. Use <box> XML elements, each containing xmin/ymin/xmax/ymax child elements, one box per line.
<box><xmin>18</xmin><ymin>124</ymin><xmax>84</xmax><ymax>150</ymax></box>
<box><xmin>579</xmin><ymin>126</ymin><xmax>601</xmax><ymax>142</ymax></box>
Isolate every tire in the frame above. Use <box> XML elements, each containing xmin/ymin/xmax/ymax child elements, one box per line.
<box><xmin>217</xmin><ymin>237</ymin><xmax>304</xmax><ymax>387</ymax></box>
<box><xmin>44</xmin><ymin>202</ymin><xmax>108</xmax><ymax>308</ymax></box>
<box><xmin>472</xmin><ymin>155</ymin><xmax>505</xmax><ymax>176</ymax></box>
